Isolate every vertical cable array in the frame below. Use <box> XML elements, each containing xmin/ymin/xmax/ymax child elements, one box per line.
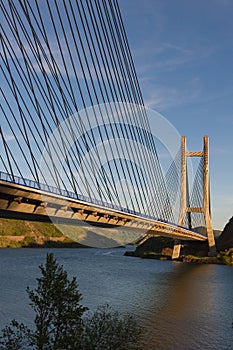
<box><xmin>188</xmin><ymin>157</ymin><xmax>206</xmax><ymax>229</ymax></box>
<box><xmin>1</xmin><ymin>0</ymin><xmax>173</xmax><ymax>220</ymax></box>
<box><xmin>165</xmin><ymin>148</ymin><xmax>181</xmax><ymax>223</ymax></box>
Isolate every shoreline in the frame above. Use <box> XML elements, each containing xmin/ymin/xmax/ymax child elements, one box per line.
<box><xmin>1</xmin><ymin>235</ymin><xmax>232</xmax><ymax>265</ymax></box>
<box><xmin>124</xmin><ymin>248</ymin><xmax>233</xmax><ymax>266</ymax></box>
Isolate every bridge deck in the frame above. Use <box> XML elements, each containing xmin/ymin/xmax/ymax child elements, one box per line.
<box><xmin>0</xmin><ymin>172</ymin><xmax>207</xmax><ymax>242</ymax></box>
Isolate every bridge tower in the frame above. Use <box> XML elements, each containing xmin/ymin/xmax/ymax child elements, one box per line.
<box><xmin>172</xmin><ymin>136</ymin><xmax>216</xmax><ymax>259</ymax></box>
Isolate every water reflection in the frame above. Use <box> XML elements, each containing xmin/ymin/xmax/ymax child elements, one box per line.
<box><xmin>140</xmin><ymin>263</ymin><xmax>233</xmax><ymax>350</ymax></box>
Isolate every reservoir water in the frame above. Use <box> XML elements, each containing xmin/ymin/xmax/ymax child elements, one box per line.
<box><xmin>0</xmin><ymin>247</ymin><xmax>232</xmax><ymax>350</ymax></box>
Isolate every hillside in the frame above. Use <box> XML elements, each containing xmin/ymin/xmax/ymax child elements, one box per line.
<box><xmin>0</xmin><ymin>218</ymin><xmax>139</xmax><ymax>248</ymax></box>
<box><xmin>216</xmin><ymin>217</ymin><xmax>233</xmax><ymax>250</ymax></box>
<box><xmin>0</xmin><ymin>218</ymin><xmax>85</xmax><ymax>248</ymax></box>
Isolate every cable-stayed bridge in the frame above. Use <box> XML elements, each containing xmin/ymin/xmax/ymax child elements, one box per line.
<box><xmin>0</xmin><ymin>0</ymin><xmax>216</xmax><ymax>256</ymax></box>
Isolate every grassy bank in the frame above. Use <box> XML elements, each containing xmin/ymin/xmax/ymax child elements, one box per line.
<box><xmin>180</xmin><ymin>249</ymin><xmax>233</xmax><ymax>265</ymax></box>
<box><xmin>0</xmin><ymin>219</ymin><xmax>86</xmax><ymax>248</ymax></box>
<box><xmin>125</xmin><ymin>247</ymin><xmax>233</xmax><ymax>265</ymax></box>
<box><xmin>124</xmin><ymin>233</ymin><xmax>233</xmax><ymax>266</ymax></box>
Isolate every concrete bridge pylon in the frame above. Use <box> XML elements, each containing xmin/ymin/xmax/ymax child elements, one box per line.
<box><xmin>172</xmin><ymin>136</ymin><xmax>216</xmax><ymax>259</ymax></box>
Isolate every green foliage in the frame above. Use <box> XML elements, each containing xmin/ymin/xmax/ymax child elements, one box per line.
<box><xmin>22</xmin><ymin>236</ymin><xmax>37</xmax><ymax>247</ymax></box>
<box><xmin>28</xmin><ymin>253</ymin><xmax>87</xmax><ymax>349</ymax></box>
<box><xmin>0</xmin><ymin>219</ymin><xmax>26</xmax><ymax>236</ymax></box>
<box><xmin>181</xmin><ymin>249</ymin><xmax>233</xmax><ymax>265</ymax></box>
<box><xmin>0</xmin><ymin>237</ymin><xmax>22</xmax><ymax>248</ymax></box>
<box><xmin>217</xmin><ymin>249</ymin><xmax>233</xmax><ymax>265</ymax></box>
<box><xmin>0</xmin><ymin>320</ymin><xmax>32</xmax><ymax>350</ymax></box>
<box><xmin>0</xmin><ymin>254</ymin><xmax>142</xmax><ymax>350</ymax></box>
<box><xmin>80</xmin><ymin>305</ymin><xmax>142</xmax><ymax>350</ymax></box>
<box><xmin>33</xmin><ymin>222</ymin><xmax>63</xmax><ymax>238</ymax></box>
<box><xmin>0</xmin><ymin>219</ymin><xmax>64</xmax><ymax>239</ymax></box>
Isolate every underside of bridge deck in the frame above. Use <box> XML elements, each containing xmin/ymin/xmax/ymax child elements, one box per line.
<box><xmin>0</xmin><ymin>180</ymin><xmax>207</xmax><ymax>242</ymax></box>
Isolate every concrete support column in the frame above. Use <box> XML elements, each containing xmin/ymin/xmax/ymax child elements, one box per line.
<box><xmin>178</xmin><ymin>136</ymin><xmax>187</xmax><ymax>227</ymax></box>
<box><xmin>172</xmin><ymin>240</ymin><xmax>182</xmax><ymax>259</ymax></box>
<box><xmin>203</xmin><ymin>136</ymin><xmax>216</xmax><ymax>256</ymax></box>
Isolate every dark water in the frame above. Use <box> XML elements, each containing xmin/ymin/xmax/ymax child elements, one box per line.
<box><xmin>0</xmin><ymin>247</ymin><xmax>232</xmax><ymax>350</ymax></box>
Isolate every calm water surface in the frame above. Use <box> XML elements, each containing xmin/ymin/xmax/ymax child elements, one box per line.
<box><xmin>0</xmin><ymin>247</ymin><xmax>232</xmax><ymax>350</ymax></box>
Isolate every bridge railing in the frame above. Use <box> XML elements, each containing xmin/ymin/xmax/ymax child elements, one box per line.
<box><xmin>0</xmin><ymin>171</ymin><xmax>138</xmax><ymax>214</ymax></box>
<box><xmin>0</xmin><ymin>170</ymin><xmax>198</xmax><ymax>232</ymax></box>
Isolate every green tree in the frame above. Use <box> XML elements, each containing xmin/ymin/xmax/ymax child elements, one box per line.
<box><xmin>0</xmin><ymin>253</ymin><xmax>87</xmax><ymax>350</ymax></box>
<box><xmin>80</xmin><ymin>304</ymin><xmax>142</xmax><ymax>350</ymax></box>
<box><xmin>0</xmin><ymin>253</ymin><xmax>142</xmax><ymax>350</ymax></box>
<box><xmin>28</xmin><ymin>253</ymin><xmax>87</xmax><ymax>349</ymax></box>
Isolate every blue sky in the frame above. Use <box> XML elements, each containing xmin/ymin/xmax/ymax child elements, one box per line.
<box><xmin>120</xmin><ymin>0</ymin><xmax>233</xmax><ymax>229</ymax></box>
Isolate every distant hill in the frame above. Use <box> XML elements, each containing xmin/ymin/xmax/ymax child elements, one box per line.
<box><xmin>193</xmin><ymin>226</ymin><xmax>222</xmax><ymax>236</ymax></box>
<box><xmin>216</xmin><ymin>217</ymin><xmax>233</xmax><ymax>250</ymax></box>
<box><xmin>0</xmin><ymin>218</ymin><xmax>138</xmax><ymax>248</ymax></box>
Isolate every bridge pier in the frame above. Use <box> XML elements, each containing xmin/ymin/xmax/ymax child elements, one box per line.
<box><xmin>203</xmin><ymin>136</ymin><xmax>217</xmax><ymax>256</ymax></box>
<box><xmin>172</xmin><ymin>240</ymin><xmax>182</xmax><ymax>259</ymax></box>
